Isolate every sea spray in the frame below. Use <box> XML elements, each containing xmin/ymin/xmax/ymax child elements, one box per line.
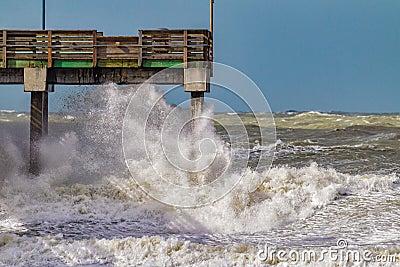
<box><xmin>1</xmin><ymin>84</ymin><xmax>400</xmax><ymax>266</ymax></box>
<box><xmin>0</xmin><ymin>84</ymin><xmax>397</xmax><ymax>235</ymax></box>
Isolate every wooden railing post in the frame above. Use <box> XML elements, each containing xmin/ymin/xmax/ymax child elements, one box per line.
<box><xmin>183</xmin><ymin>30</ymin><xmax>188</xmax><ymax>68</ymax></box>
<box><xmin>47</xmin><ymin>30</ymin><xmax>52</xmax><ymax>68</ymax></box>
<box><xmin>2</xmin><ymin>30</ymin><xmax>6</xmax><ymax>68</ymax></box>
<box><xmin>138</xmin><ymin>30</ymin><xmax>143</xmax><ymax>67</ymax></box>
<box><xmin>93</xmin><ymin>30</ymin><xmax>97</xmax><ymax>67</ymax></box>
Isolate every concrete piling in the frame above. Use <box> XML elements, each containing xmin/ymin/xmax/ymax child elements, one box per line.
<box><xmin>24</xmin><ymin>68</ymin><xmax>51</xmax><ymax>175</ymax></box>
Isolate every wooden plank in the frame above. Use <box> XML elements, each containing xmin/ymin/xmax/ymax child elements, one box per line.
<box><xmin>188</xmin><ymin>54</ymin><xmax>207</xmax><ymax>58</ymax></box>
<box><xmin>51</xmin><ymin>48</ymin><xmax>93</xmax><ymax>53</ymax></box>
<box><xmin>97</xmin><ymin>36</ymin><xmax>138</xmax><ymax>41</ymax></box>
<box><xmin>48</xmin><ymin>30</ymin><xmax>52</xmax><ymax>68</ymax></box>
<box><xmin>6</xmin><ymin>37</ymin><xmax>41</xmax><ymax>42</ymax></box>
<box><xmin>47</xmin><ymin>31</ymin><xmax>95</xmax><ymax>37</ymax></box>
<box><xmin>11</xmin><ymin>39</ymin><xmax>39</xmax><ymax>45</ymax></box>
<box><xmin>142</xmin><ymin>43</ymin><xmax>203</xmax><ymax>47</ymax></box>
<box><xmin>2</xmin><ymin>30</ymin><xmax>6</xmax><ymax>68</ymax></box>
<box><xmin>7</xmin><ymin>50</ymin><xmax>47</xmax><ymax>55</ymax></box>
<box><xmin>141</xmin><ymin>29</ymin><xmax>184</xmax><ymax>35</ymax></box>
<box><xmin>142</xmin><ymin>54</ymin><xmax>184</xmax><ymax>60</ymax></box>
<box><xmin>51</xmin><ymin>51</ymin><xmax>93</xmax><ymax>55</ymax></box>
<box><xmin>142</xmin><ymin>49</ymin><xmax>184</xmax><ymax>55</ymax></box>
<box><xmin>6</xmin><ymin>47</ymin><xmax>47</xmax><ymax>52</ymax></box>
<box><xmin>6</xmin><ymin>43</ymin><xmax>97</xmax><ymax>48</ymax></box>
<box><xmin>97</xmin><ymin>55</ymin><xmax>138</xmax><ymax>60</ymax></box>
<box><xmin>97</xmin><ymin>59</ymin><xmax>138</xmax><ymax>68</ymax></box>
<box><xmin>52</xmin><ymin>54</ymin><xmax>93</xmax><ymax>59</ymax></box>
<box><xmin>188</xmin><ymin>39</ymin><xmax>206</xmax><ymax>43</ymax></box>
<box><xmin>51</xmin><ymin>37</ymin><xmax>94</xmax><ymax>42</ymax></box>
<box><xmin>50</xmin><ymin>41</ymin><xmax>94</xmax><ymax>47</ymax></box>
<box><xmin>5</xmin><ymin>29</ymin><xmax>92</xmax><ymax>34</ymax></box>
<box><xmin>7</xmin><ymin>54</ymin><xmax>48</xmax><ymax>60</ymax></box>
<box><xmin>142</xmin><ymin>46</ymin><xmax>184</xmax><ymax>51</ymax></box>
<box><xmin>6</xmin><ymin>33</ymin><xmax>38</xmax><ymax>38</ymax></box>
<box><xmin>97</xmin><ymin>44</ymin><xmax>138</xmax><ymax>48</ymax></box>
<box><xmin>51</xmin><ymin>36</ymin><xmax>93</xmax><ymax>41</ymax></box>
<box><xmin>97</xmin><ymin>46</ymin><xmax>139</xmax><ymax>54</ymax></box>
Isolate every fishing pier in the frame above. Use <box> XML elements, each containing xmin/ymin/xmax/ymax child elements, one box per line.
<box><xmin>0</xmin><ymin>28</ymin><xmax>213</xmax><ymax>174</ymax></box>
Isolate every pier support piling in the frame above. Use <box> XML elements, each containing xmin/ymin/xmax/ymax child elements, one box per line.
<box><xmin>24</xmin><ymin>68</ymin><xmax>52</xmax><ymax>175</ymax></box>
<box><xmin>190</xmin><ymin>92</ymin><xmax>204</xmax><ymax>126</ymax></box>
<box><xmin>184</xmin><ymin>65</ymin><xmax>209</xmax><ymax>182</ymax></box>
<box><xmin>184</xmin><ymin>65</ymin><xmax>210</xmax><ymax>124</ymax></box>
<box><xmin>29</xmin><ymin>91</ymin><xmax>48</xmax><ymax>175</ymax></box>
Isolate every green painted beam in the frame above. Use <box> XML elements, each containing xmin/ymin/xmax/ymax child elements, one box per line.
<box><xmin>53</xmin><ymin>60</ymin><xmax>93</xmax><ymax>68</ymax></box>
<box><xmin>2</xmin><ymin>59</ymin><xmax>189</xmax><ymax>69</ymax></box>
<box><xmin>142</xmin><ymin>60</ymin><xmax>182</xmax><ymax>68</ymax></box>
<box><xmin>7</xmin><ymin>60</ymin><xmax>48</xmax><ymax>68</ymax></box>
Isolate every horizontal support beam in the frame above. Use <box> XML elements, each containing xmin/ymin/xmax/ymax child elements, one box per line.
<box><xmin>0</xmin><ymin>67</ymin><xmax>184</xmax><ymax>85</ymax></box>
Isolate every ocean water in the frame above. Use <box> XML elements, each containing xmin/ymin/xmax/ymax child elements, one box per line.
<box><xmin>0</xmin><ymin>85</ymin><xmax>399</xmax><ymax>266</ymax></box>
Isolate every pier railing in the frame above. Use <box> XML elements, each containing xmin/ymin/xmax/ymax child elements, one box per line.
<box><xmin>0</xmin><ymin>29</ymin><xmax>212</xmax><ymax>69</ymax></box>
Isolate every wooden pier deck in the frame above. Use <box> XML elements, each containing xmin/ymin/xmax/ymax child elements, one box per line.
<box><xmin>0</xmin><ymin>29</ymin><xmax>213</xmax><ymax>175</ymax></box>
<box><xmin>0</xmin><ymin>29</ymin><xmax>212</xmax><ymax>84</ymax></box>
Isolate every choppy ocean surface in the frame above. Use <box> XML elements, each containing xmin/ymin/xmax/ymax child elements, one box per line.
<box><xmin>0</xmin><ymin>85</ymin><xmax>399</xmax><ymax>266</ymax></box>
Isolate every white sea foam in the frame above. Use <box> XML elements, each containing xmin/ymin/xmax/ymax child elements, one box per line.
<box><xmin>0</xmin><ymin>162</ymin><xmax>397</xmax><ymax>236</ymax></box>
<box><xmin>0</xmin><ymin>164</ymin><xmax>398</xmax><ymax>266</ymax></box>
<box><xmin>63</xmin><ymin>115</ymin><xmax>75</xmax><ymax>120</ymax></box>
<box><xmin>0</xmin><ymin>231</ymin><xmax>399</xmax><ymax>266</ymax></box>
<box><xmin>0</xmin><ymin>84</ymin><xmax>399</xmax><ymax>266</ymax></box>
<box><xmin>0</xmin><ymin>84</ymin><xmax>398</xmax><ymax>233</ymax></box>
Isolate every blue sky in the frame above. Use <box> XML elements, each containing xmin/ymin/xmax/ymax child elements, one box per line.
<box><xmin>0</xmin><ymin>0</ymin><xmax>399</xmax><ymax>113</ymax></box>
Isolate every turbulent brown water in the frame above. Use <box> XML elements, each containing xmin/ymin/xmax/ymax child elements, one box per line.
<box><xmin>0</xmin><ymin>86</ymin><xmax>399</xmax><ymax>266</ymax></box>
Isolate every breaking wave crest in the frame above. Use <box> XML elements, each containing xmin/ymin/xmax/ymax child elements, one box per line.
<box><xmin>0</xmin><ymin>85</ymin><xmax>397</xmax><ymax>233</ymax></box>
<box><xmin>0</xmin><ymin>84</ymin><xmax>399</xmax><ymax>266</ymax></box>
